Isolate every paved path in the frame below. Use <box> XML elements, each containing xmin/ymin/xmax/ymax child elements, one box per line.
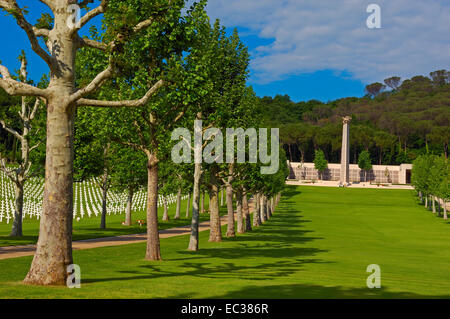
<box><xmin>0</xmin><ymin>200</ymin><xmax>257</xmax><ymax>261</ymax></box>
<box><xmin>0</xmin><ymin>215</ymin><xmax>231</xmax><ymax>260</ymax></box>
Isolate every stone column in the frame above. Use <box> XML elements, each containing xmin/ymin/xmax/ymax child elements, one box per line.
<box><xmin>340</xmin><ymin>116</ymin><xmax>352</xmax><ymax>185</ymax></box>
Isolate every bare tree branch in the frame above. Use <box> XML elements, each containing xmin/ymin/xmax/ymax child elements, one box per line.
<box><xmin>73</xmin><ymin>0</ymin><xmax>107</xmax><ymax>34</ymax></box>
<box><xmin>33</xmin><ymin>27</ymin><xmax>50</xmax><ymax>38</ymax></box>
<box><xmin>0</xmin><ymin>64</ymin><xmax>48</xmax><ymax>97</ymax></box>
<box><xmin>0</xmin><ymin>120</ymin><xmax>23</xmax><ymax>141</ymax></box>
<box><xmin>133</xmin><ymin>18</ymin><xmax>154</xmax><ymax>33</ymax></box>
<box><xmin>29</xmin><ymin>98</ymin><xmax>42</xmax><ymax>121</ymax></box>
<box><xmin>0</xmin><ymin>0</ymin><xmax>55</xmax><ymax>70</ymax></box>
<box><xmin>76</xmin><ymin>79</ymin><xmax>164</xmax><ymax>107</ymax></box>
<box><xmin>29</xmin><ymin>141</ymin><xmax>42</xmax><ymax>154</ymax></box>
<box><xmin>77</xmin><ymin>36</ymin><xmax>108</xmax><ymax>51</ymax></box>
<box><xmin>69</xmin><ymin>64</ymin><xmax>114</xmax><ymax>102</ymax></box>
<box><xmin>0</xmin><ymin>153</ymin><xmax>16</xmax><ymax>182</ymax></box>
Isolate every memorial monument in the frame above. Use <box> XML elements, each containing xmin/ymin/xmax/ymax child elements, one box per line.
<box><xmin>340</xmin><ymin>116</ymin><xmax>351</xmax><ymax>185</ymax></box>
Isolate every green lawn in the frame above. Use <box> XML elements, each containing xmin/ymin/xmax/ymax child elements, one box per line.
<box><xmin>0</xmin><ymin>185</ymin><xmax>449</xmax><ymax>298</ymax></box>
<box><xmin>0</xmin><ymin>195</ymin><xmax>211</xmax><ymax>247</ymax></box>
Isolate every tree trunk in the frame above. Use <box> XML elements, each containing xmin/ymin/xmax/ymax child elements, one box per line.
<box><xmin>220</xmin><ymin>187</ymin><xmax>224</xmax><ymax>207</ymax></box>
<box><xmin>185</xmin><ymin>192</ymin><xmax>191</xmax><ymax>218</ymax></box>
<box><xmin>124</xmin><ymin>187</ymin><xmax>134</xmax><ymax>226</ymax></box>
<box><xmin>243</xmin><ymin>192</ymin><xmax>252</xmax><ymax>231</ymax></box>
<box><xmin>10</xmin><ymin>183</ymin><xmax>24</xmax><ymax>237</ymax></box>
<box><xmin>208</xmin><ymin>170</ymin><xmax>222</xmax><ymax>242</ymax></box>
<box><xmin>200</xmin><ymin>191</ymin><xmax>205</xmax><ymax>214</ymax></box>
<box><xmin>226</xmin><ymin>183</ymin><xmax>235</xmax><ymax>237</ymax></box>
<box><xmin>432</xmin><ymin>196</ymin><xmax>436</xmax><ymax>214</ymax></box>
<box><xmin>444</xmin><ymin>202</ymin><xmax>448</xmax><ymax>220</ymax></box>
<box><xmin>145</xmin><ymin>159</ymin><xmax>161</xmax><ymax>260</ymax></box>
<box><xmin>188</xmin><ymin>162</ymin><xmax>202</xmax><ymax>251</ymax></box>
<box><xmin>253</xmin><ymin>193</ymin><xmax>261</xmax><ymax>227</ymax></box>
<box><xmin>162</xmin><ymin>196</ymin><xmax>169</xmax><ymax>221</ymax></box>
<box><xmin>260</xmin><ymin>195</ymin><xmax>266</xmax><ymax>223</ymax></box>
<box><xmin>174</xmin><ymin>188</ymin><xmax>181</xmax><ymax>219</ymax></box>
<box><xmin>437</xmin><ymin>198</ymin><xmax>441</xmax><ymax>217</ymax></box>
<box><xmin>267</xmin><ymin>197</ymin><xmax>272</xmax><ymax>218</ymax></box>
<box><xmin>24</xmin><ymin>99</ymin><xmax>75</xmax><ymax>286</ymax></box>
<box><xmin>100</xmin><ymin>170</ymin><xmax>108</xmax><ymax>229</ymax></box>
<box><xmin>425</xmin><ymin>196</ymin><xmax>428</xmax><ymax>208</ymax></box>
<box><xmin>236</xmin><ymin>191</ymin><xmax>244</xmax><ymax>234</ymax></box>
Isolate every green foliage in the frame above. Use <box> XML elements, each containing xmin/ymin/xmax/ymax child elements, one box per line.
<box><xmin>259</xmin><ymin>71</ymin><xmax>449</xmax><ymax>165</ymax></box>
<box><xmin>313</xmin><ymin>149</ymin><xmax>327</xmax><ymax>178</ymax></box>
<box><xmin>358</xmin><ymin>150</ymin><xmax>372</xmax><ymax>171</ymax></box>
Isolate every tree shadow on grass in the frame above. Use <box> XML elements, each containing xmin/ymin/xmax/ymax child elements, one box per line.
<box><xmin>85</xmin><ymin>187</ymin><xmax>326</xmax><ymax>286</ymax></box>
<box><xmin>0</xmin><ymin>235</ymin><xmax>37</xmax><ymax>247</ymax></box>
<box><xmin>84</xmin><ymin>257</ymin><xmax>331</xmax><ymax>284</ymax></box>
<box><xmin>166</xmin><ymin>283</ymin><xmax>450</xmax><ymax>299</ymax></box>
<box><xmin>282</xmin><ymin>187</ymin><xmax>302</xmax><ymax>198</ymax></box>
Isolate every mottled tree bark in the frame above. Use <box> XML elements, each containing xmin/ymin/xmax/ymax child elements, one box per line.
<box><xmin>0</xmin><ymin>0</ymin><xmax>164</xmax><ymax>286</ymax></box>
<box><xmin>146</xmin><ymin>159</ymin><xmax>161</xmax><ymax>260</ymax></box>
<box><xmin>162</xmin><ymin>196</ymin><xmax>169</xmax><ymax>221</ymax></box>
<box><xmin>174</xmin><ymin>187</ymin><xmax>181</xmax><ymax>219</ymax></box>
<box><xmin>100</xmin><ymin>169</ymin><xmax>109</xmax><ymax>229</ymax></box>
<box><xmin>444</xmin><ymin>202</ymin><xmax>448</xmax><ymax>220</ymax></box>
<box><xmin>24</xmin><ymin>98</ymin><xmax>75</xmax><ymax>286</ymax></box>
<box><xmin>186</xmin><ymin>192</ymin><xmax>191</xmax><ymax>218</ymax></box>
<box><xmin>243</xmin><ymin>191</ymin><xmax>252</xmax><ymax>231</ymax></box>
<box><xmin>260</xmin><ymin>194</ymin><xmax>266</xmax><ymax>223</ymax></box>
<box><xmin>208</xmin><ymin>180</ymin><xmax>222</xmax><ymax>242</ymax></box>
<box><xmin>225</xmin><ymin>183</ymin><xmax>235</xmax><ymax>237</ymax></box>
<box><xmin>124</xmin><ymin>187</ymin><xmax>134</xmax><ymax>226</ymax></box>
<box><xmin>10</xmin><ymin>184</ymin><xmax>24</xmax><ymax>237</ymax></box>
<box><xmin>188</xmin><ymin>162</ymin><xmax>202</xmax><ymax>251</ymax></box>
<box><xmin>200</xmin><ymin>191</ymin><xmax>205</xmax><ymax>214</ymax></box>
<box><xmin>267</xmin><ymin>197</ymin><xmax>272</xmax><ymax>218</ymax></box>
<box><xmin>236</xmin><ymin>190</ymin><xmax>244</xmax><ymax>234</ymax></box>
<box><xmin>253</xmin><ymin>193</ymin><xmax>261</xmax><ymax>227</ymax></box>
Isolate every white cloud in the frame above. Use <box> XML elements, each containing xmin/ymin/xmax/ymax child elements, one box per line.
<box><xmin>206</xmin><ymin>0</ymin><xmax>450</xmax><ymax>84</ymax></box>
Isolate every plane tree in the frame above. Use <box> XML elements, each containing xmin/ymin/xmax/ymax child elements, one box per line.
<box><xmin>0</xmin><ymin>52</ymin><xmax>45</xmax><ymax>237</ymax></box>
<box><xmin>0</xmin><ymin>0</ymin><xmax>205</xmax><ymax>285</ymax></box>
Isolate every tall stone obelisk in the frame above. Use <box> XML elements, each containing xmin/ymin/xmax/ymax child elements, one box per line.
<box><xmin>340</xmin><ymin>116</ymin><xmax>351</xmax><ymax>185</ymax></box>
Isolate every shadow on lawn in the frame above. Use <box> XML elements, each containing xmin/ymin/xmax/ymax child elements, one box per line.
<box><xmin>84</xmin><ymin>203</ymin><xmax>330</xmax><ymax>286</ymax></box>
<box><xmin>176</xmin><ymin>283</ymin><xmax>450</xmax><ymax>299</ymax></box>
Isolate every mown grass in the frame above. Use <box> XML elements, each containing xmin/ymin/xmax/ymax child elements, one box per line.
<box><xmin>0</xmin><ymin>185</ymin><xmax>449</xmax><ymax>299</ymax></box>
<box><xmin>0</xmin><ymin>195</ymin><xmax>212</xmax><ymax>246</ymax></box>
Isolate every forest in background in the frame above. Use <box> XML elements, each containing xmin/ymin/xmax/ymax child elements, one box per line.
<box><xmin>258</xmin><ymin>71</ymin><xmax>450</xmax><ymax>165</ymax></box>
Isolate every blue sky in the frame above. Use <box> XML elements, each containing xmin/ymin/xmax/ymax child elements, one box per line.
<box><xmin>1</xmin><ymin>1</ymin><xmax>449</xmax><ymax>102</ymax></box>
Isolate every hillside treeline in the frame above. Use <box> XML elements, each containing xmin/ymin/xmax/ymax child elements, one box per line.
<box><xmin>258</xmin><ymin>71</ymin><xmax>449</xmax><ymax>165</ymax></box>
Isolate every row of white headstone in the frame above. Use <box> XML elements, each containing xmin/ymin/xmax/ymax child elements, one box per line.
<box><xmin>0</xmin><ymin>172</ymin><xmax>187</xmax><ymax>224</ymax></box>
